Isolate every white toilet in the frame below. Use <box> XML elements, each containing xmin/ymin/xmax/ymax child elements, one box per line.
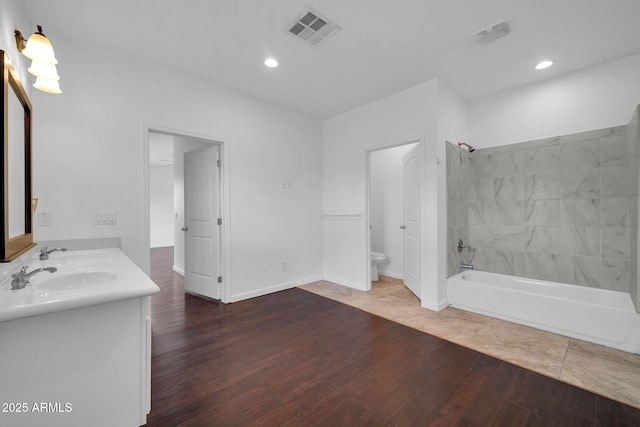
<box><xmin>371</xmin><ymin>252</ymin><xmax>386</xmax><ymax>281</ymax></box>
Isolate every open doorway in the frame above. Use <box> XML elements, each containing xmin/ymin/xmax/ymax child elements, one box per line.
<box><xmin>146</xmin><ymin>127</ymin><xmax>229</xmax><ymax>302</ymax></box>
<box><xmin>366</xmin><ymin>139</ymin><xmax>422</xmax><ymax>299</ymax></box>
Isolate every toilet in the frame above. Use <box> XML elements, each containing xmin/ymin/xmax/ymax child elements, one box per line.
<box><xmin>371</xmin><ymin>252</ymin><xmax>386</xmax><ymax>281</ymax></box>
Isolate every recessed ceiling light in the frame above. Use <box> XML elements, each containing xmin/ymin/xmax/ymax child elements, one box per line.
<box><xmin>264</xmin><ymin>58</ymin><xmax>278</xmax><ymax>68</ymax></box>
<box><xmin>535</xmin><ymin>60</ymin><xmax>553</xmax><ymax>70</ymax></box>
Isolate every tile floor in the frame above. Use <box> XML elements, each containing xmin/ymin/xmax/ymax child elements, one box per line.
<box><xmin>299</xmin><ymin>276</ymin><xmax>640</xmax><ymax>410</ymax></box>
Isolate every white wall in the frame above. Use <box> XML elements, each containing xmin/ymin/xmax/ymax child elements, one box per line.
<box><xmin>370</xmin><ymin>143</ymin><xmax>417</xmax><ymax>279</ymax></box>
<box><xmin>323</xmin><ymin>81</ymin><xmax>437</xmax><ymax>291</ymax></box>
<box><xmin>434</xmin><ymin>80</ymin><xmax>469</xmax><ymax>307</ymax></box>
<box><xmin>323</xmin><ymin>78</ymin><xmax>467</xmax><ymax>309</ymax></box>
<box><xmin>0</xmin><ymin>0</ymin><xmax>32</xmax><ymax>99</ymax></box>
<box><xmin>324</xmin><ymin>80</ymin><xmax>468</xmax><ymax>309</ymax></box>
<box><xmin>469</xmin><ymin>53</ymin><xmax>640</xmax><ymax>148</ymax></box>
<box><xmin>26</xmin><ymin>41</ymin><xmax>323</xmax><ymax>302</ymax></box>
<box><xmin>149</xmin><ymin>164</ymin><xmax>174</xmax><ymax>248</ymax></box>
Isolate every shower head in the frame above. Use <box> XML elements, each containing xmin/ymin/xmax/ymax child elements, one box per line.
<box><xmin>458</xmin><ymin>142</ymin><xmax>476</xmax><ymax>152</ymax></box>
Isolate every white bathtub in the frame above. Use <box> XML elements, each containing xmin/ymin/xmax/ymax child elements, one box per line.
<box><xmin>447</xmin><ymin>270</ymin><xmax>640</xmax><ymax>354</ymax></box>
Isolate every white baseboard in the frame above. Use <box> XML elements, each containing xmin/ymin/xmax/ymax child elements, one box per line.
<box><xmin>322</xmin><ymin>275</ymin><xmax>368</xmax><ymax>291</ymax></box>
<box><xmin>422</xmin><ymin>299</ymin><xmax>449</xmax><ymax>312</ymax></box>
<box><xmin>378</xmin><ymin>270</ymin><xmax>403</xmax><ymax>280</ymax></box>
<box><xmin>172</xmin><ymin>265</ymin><xmax>185</xmax><ymax>276</ymax></box>
<box><xmin>229</xmin><ymin>275</ymin><xmax>324</xmax><ymax>303</ymax></box>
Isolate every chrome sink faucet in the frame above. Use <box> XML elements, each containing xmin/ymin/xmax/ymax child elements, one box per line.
<box><xmin>11</xmin><ymin>266</ymin><xmax>57</xmax><ymax>290</ymax></box>
<box><xmin>39</xmin><ymin>247</ymin><xmax>67</xmax><ymax>260</ymax></box>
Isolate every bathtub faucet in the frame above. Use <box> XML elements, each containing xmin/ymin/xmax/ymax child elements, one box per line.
<box><xmin>11</xmin><ymin>266</ymin><xmax>57</xmax><ymax>290</ymax></box>
<box><xmin>460</xmin><ymin>263</ymin><xmax>474</xmax><ymax>269</ymax></box>
<box><xmin>39</xmin><ymin>247</ymin><xmax>67</xmax><ymax>260</ymax></box>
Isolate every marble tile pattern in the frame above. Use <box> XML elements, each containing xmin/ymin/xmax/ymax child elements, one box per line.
<box><xmin>300</xmin><ymin>277</ymin><xmax>640</xmax><ymax>410</ymax></box>
<box><xmin>629</xmin><ymin>106</ymin><xmax>640</xmax><ymax>312</ymax></box>
<box><xmin>446</xmin><ymin>123</ymin><xmax>639</xmax><ymax>296</ymax></box>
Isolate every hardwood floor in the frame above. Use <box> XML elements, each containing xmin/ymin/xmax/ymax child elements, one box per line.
<box><xmin>146</xmin><ymin>247</ymin><xmax>640</xmax><ymax>426</ymax></box>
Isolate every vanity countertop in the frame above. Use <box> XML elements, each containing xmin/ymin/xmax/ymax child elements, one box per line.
<box><xmin>0</xmin><ymin>248</ymin><xmax>159</xmax><ymax>322</ymax></box>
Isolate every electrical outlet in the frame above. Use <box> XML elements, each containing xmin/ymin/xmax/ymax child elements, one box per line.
<box><xmin>282</xmin><ymin>261</ymin><xmax>287</xmax><ymax>271</ymax></box>
<box><xmin>39</xmin><ymin>211</ymin><xmax>52</xmax><ymax>226</ymax></box>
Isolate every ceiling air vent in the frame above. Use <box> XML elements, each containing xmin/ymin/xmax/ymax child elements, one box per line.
<box><xmin>287</xmin><ymin>8</ymin><xmax>340</xmax><ymax>47</ymax></box>
<box><xmin>474</xmin><ymin>20</ymin><xmax>510</xmax><ymax>44</ymax></box>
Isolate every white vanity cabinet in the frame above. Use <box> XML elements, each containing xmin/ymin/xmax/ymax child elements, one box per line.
<box><xmin>0</xmin><ymin>297</ymin><xmax>152</xmax><ymax>426</ymax></box>
<box><xmin>0</xmin><ymin>248</ymin><xmax>158</xmax><ymax>427</ymax></box>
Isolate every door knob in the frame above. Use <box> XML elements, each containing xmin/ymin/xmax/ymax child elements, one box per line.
<box><xmin>399</xmin><ymin>225</ymin><xmax>405</xmax><ymax>229</ymax></box>
<box><xmin>181</xmin><ymin>226</ymin><xmax>188</xmax><ymax>231</ymax></box>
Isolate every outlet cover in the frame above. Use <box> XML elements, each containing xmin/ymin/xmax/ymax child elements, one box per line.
<box><xmin>39</xmin><ymin>211</ymin><xmax>53</xmax><ymax>226</ymax></box>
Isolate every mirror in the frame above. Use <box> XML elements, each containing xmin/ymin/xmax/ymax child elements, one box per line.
<box><xmin>2</xmin><ymin>50</ymin><xmax>35</xmax><ymax>261</ymax></box>
<box><xmin>8</xmin><ymin>67</ymin><xmax>25</xmax><ymax>238</ymax></box>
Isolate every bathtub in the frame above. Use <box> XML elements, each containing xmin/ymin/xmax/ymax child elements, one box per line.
<box><xmin>447</xmin><ymin>270</ymin><xmax>640</xmax><ymax>354</ymax></box>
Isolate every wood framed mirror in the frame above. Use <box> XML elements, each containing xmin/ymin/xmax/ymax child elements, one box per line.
<box><xmin>1</xmin><ymin>50</ymin><xmax>35</xmax><ymax>262</ymax></box>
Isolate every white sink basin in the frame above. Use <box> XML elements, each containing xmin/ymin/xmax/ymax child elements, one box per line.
<box><xmin>0</xmin><ymin>248</ymin><xmax>159</xmax><ymax>323</ymax></box>
<box><xmin>37</xmin><ymin>272</ymin><xmax>118</xmax><ymax>291</ymax></box>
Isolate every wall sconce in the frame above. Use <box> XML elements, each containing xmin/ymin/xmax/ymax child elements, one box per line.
<box><xmin>14</xmin><ymin>25</ymin><xmax>62</xmax><ymax>94</ymax></box>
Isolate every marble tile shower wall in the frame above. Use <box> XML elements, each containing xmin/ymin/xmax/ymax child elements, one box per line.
<box><xmin>447</xmin><ymin>124</ymin><xmax>638</xmax><ymax>296</ymax></box>
<box><xmin>630</xmin><ymin>107</ymin><xmax>640</xmax><ymax>311</ymax></box>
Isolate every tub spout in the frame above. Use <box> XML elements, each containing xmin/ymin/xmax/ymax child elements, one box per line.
<box><xmin>11</xmin><ymin>266</ymin><xmax>57</xmax><ymax>290</ymax></box>
<box><xmin>460</xmin><ymin>263</ymin><xmax>474</xmax><ymax>269</ymax></box>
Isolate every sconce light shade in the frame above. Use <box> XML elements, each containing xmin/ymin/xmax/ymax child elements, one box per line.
<box><xmin>15</xmin><ymin>25</ymin><xmax>62</xmax><ymax>94</ymax></box>
<box><xmin>21</xmin><ymin>31</ymin><xmax>58</xmax><ymax>64</ymax></box>
<box><xmin>33</xmin><ymin>76</ymin><xmax>62</xmax><ymax>94</ymax></box>
<box><xmin>27</xmin><ymin>61</ymin><xmax>60</xmax><ymax>80</ymax></box>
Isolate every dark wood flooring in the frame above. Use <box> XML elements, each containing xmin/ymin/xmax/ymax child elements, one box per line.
<box><xmin>146</xmin><ymin>247</ymin><xmax>640</xmax><ymax>426</ymax></box>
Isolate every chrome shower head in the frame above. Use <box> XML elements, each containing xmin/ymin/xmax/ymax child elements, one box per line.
<box><xmin>458</xmin><ymin>142</ymin><xmax>475</xmax><ymax>152</ymax></box>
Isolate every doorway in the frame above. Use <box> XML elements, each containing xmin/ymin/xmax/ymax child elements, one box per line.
<box><xmin>366</xmin><ymin>139</ymin><xmax>422</xmax><ymax>299</ymax></box>
<box><xmin>145</xmin><ymin>126</ymin><xmax>230</xmax><ymax>302</ymax></box>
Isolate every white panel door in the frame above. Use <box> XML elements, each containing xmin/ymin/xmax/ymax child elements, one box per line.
<box><xmin>403</xmin><ymin>143</ymin><xmax>422</xmax><ymax>298</ymax></box>
<box><xmin>184</xmin><ymin>145</ymin><xmax>221</xmax><ymax>299</ymax></box>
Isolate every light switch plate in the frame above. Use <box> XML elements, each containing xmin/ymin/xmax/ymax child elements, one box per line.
<box><xmin>95</xmin><ymin>211</ymin><xmax>116</xmax><ymax>225</ymax></box>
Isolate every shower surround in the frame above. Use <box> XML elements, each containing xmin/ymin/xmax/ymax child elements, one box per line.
<box><xmin>447</xmin><ymin>106</ymin><xmax>640</xmax><ymax>312</ymax></box>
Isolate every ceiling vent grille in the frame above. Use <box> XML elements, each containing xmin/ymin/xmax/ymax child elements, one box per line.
<box><xmin>474</xmin><ymin>20</ymin><xmax>510</xmax><ymax>44</ymax></box>
<box><xmin>287</xmin><ymin>8</ymin><xmax>340</xmax><ymax>47</ymax></box>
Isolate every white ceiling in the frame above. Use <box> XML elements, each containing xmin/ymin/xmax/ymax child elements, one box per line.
<box><xmin>24</xmin><ymin>0</ymin><xmax>640</xmax><ymax>119</ymax></box>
